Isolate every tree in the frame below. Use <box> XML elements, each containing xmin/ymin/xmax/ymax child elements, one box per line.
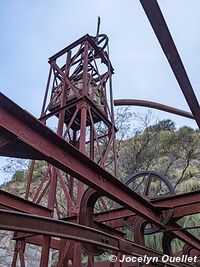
<box><xmin>148</xmin><ymin>119</ymin><xmax>176</xmax><ymax>132</ymax></box>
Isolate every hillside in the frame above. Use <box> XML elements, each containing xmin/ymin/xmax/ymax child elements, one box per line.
<box><xmin>1</xmin><ymin>116</ymin><xmax>200</xmax><ymax>263</ymax></box>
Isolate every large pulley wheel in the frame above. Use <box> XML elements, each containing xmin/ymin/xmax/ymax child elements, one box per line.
<box><xmin>124</xmin><ymin>170</ymin><xmax>175</xmax><ymax>235</ymax></box>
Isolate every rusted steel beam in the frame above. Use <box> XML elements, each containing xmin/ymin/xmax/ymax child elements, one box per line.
<box><xmin>48</xmin><ymin>34</ymin><xmax>114</xmax><ymax>73</ymax></box>
<box><xmin>25</xmin><ymin>235</ymin><xmax>60</xmax><ymax>250</ymax></box>
<box><xmin>65</xmin><ymin>212</ymin><xmax>128</xmax><ymax>229</ymax></box>
<box><xmin>42</xmin><ymin>189</ymin><xmax>200</xmax><ymax>229</ymax></box>
<box><xmin>114</xmin><ymin>99</ymin><xmax>194</xmax><ymax>120</ymax></box>
<box><xmin>0</xmin><ymin>189</ymin><xmax>52</xmax><ymax>217</ymax></box>
<box><xmin>163</xmin><ymin>226</ymin><xmax>200</xmax><ymax>232</ymax></box>
<box><xmin>140</xmin><ymin>0</ymin><xmax>200</xmax><ymax>128</ymax></box>
<box><xmin>49</xmin><ymin>35</ymin><xmax>87</xmax><ymax>62</ymax></box>
<box><xmin>86</xmin><ymin>192</ymin><xmax>200</xmax><ymax>232</ymax></box>
<box><xmin>14</xmin><ymin>234</ymin><xmax>60</xmax><ymax>250</ymax></box>
<box><xmin>62</xmin><ymin>218</ymin><xmax>124</xmax><ymax>238</ymax></box>
<box><xmin>154</xmin><ymin>190</ymin><xmax>200</xmax><ymax>210</ymax></box>
<box><xmin>168</xmin><ymin>223</ymin><xmax>200</xmax><ymax>251</ymax></box>
<box><xmin>173</xmin><ymin>203</ymin><xmax>200</xmax><ymax>219</ymax></box>
<box><xmin>95</xmin><ymin>207</ymin><xmax>134</xmax><ymax>222</ymax></box>
<box><xmin>80</xmin><ymin>187</ymin><xmax>200</xmax><ymax>254</ymax></box>
<box><xmin>0</xmin><ymin>92</ymin><xmax>164</xmax><ymax>228</ymax></box>
<box><xmin>97</xmin><ymin>205</ymin><xmax>198</xmax><ymax>228</ymax></box>
<box><xmin>153</xmin><ymin>191</ymin><xmax>200</xmax><ymax>220</ymax></box>
<box><xmin>79</xmin><ymin>188</ymin><xmax>200</xmax><ymax>253</ymax></box>
<box><xmin>0</xmin><ymin>209</ymin><xmax>193</xmax><ymax>267</ymax></box>
<box><xmin>96</xmin><ymin>190</ymin><xmax>200</xmax><ymax>223</ymax></box>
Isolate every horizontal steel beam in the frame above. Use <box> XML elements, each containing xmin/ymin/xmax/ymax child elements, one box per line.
<box><xmin>14</xmin><ymin>234</ymin><xmax>60</xmax><ymax>250</ymax></box>
<box><xmin>173</xmin><ymin>203</ymin><xmax>200</xmax><ymax>219</ymax></box>
<box><xmin>95</xmin><ymin>207</ymin><xmax>134</xmax><ymax>222</ymax></box>
<box><xmin>48</xmin><ymin>34</ymin><xmax>114</xmax><ymax>72</ymax></box>
<box><xmin>0</xmin><ymin>190</ymin><xmax>52</xmax><ymax>217</ymax></box>
<box><xmin>0</xmin><ymin>92</ymin><xmax>163</xmax><ymax>227</ymax></box>
<box><xmin>0</xmin><ymin>209</ymin><xmax>192</xmax><ymax>267</ymax></box>
<box><xmin>154</xmin><ymin>190</ymin><xmax>200</xmax><ymax>210</ymax></box>
<box><xmin>94</xmin><ymin>190</ymin><xmax>200</xmax><ymax>224</ymax></box>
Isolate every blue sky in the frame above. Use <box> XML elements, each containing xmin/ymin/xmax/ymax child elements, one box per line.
<box><xmin>0</xmin><ymin>0</ymin><xmax>200</xmax><ymax>183</ymax></box>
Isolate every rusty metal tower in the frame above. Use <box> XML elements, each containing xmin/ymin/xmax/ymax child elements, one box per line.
<box><xmin>17</xmin><ymin>30</ymin><xmax>118</xmax><ymax>266</ymax></box>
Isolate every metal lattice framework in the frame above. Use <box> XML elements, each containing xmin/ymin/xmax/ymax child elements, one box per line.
<box><xmin>0</xmin><ymin>0</ymin><xmax>200</xmax><ymax>266</ymax></box>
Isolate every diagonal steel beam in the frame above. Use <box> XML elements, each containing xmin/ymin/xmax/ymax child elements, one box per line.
<box><xmin>167</xmin><ymin>223</ymin><xmax>200</xmax><ymax>252</ymax></box>
<box><xmin>140</xmin><ymin>0</ymin><xmax>200</xmax><ymax>128</ymax></box>
<box><xmin>0</xmin><ymin>92</ymin><xmax>163</xmax><ymax>227</ymax></box>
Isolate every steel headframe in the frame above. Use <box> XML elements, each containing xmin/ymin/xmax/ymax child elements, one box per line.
<box><xmin>0</xmin><ymin>0</ymin><xmax>200</xmax><ymax>266</ymax></box>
